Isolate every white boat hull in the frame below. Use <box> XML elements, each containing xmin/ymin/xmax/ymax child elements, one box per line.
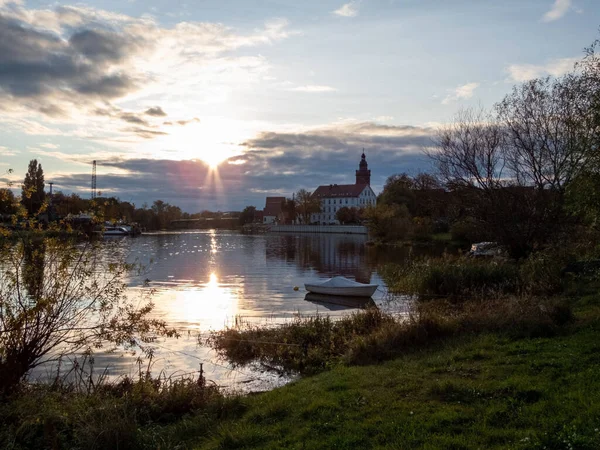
<box><xmin>304</xmin><ymin>276</ymin><xmax>378</xmax><ymax>297</ymax></box>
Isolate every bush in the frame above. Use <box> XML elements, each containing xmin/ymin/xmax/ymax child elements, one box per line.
<box><xmin>208</xmin><ymin>309</ymin><xmax>396</xmax><ymax>375</ymax></box>
<box><xmin>518</xmin><ymin>249</ymin><xmax>572</xmax><ymax>296</ymax></box>
<box><xmin>382</xmin><ymin>257</ymin><xmax>520</xmax><ymax>301</ymax></box>
<box><xmin>450</xmin><ymin>218</ymin><xmax>494</xmax><ymax>243</ymax></box>
<box><xmin>0</xmin><ymin>371</ymin><xmax>231</xmax><ymax>450</ymax></box>
<box><xmin>413</xmin><ymin>216</ymin><xmax>433</xmax><ymax>241</ymax></box>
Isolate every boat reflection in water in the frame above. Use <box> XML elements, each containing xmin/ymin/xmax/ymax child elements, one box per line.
<box><xmin>304</xmin><ymin>293</ymin><xmax>376</xmax><ymax>311</ymax></box>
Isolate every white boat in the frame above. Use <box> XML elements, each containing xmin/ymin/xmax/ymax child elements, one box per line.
<box><xmin>103</xmin><ymin>226</ymin><xmax>130</xmax><ymax>236</ymax></box>
<box><xmin>304</xmin><ymin>276</ymin><xmax>378</xmax><ymax>297</ymax></box>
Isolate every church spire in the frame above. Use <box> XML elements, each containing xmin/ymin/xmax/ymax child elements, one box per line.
<box><xmin>355</xmin><ymin>150</ymin><xmax>371</xmax><ymax>185</ymax></box>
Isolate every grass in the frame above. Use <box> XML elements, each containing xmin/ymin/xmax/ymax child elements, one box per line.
<box><xmin>0</xmin><ymin>370</ymin><xmax>242</xmax><ymax>450</ymax></box>
<box><xmin>197</xmin><ymin>290</ymin><xmax>600</xmax><ymax>449</ymax></box>
<box><xmin>381</xmin><ymin>252</ymin><xmax>572</xmax><ymax>301</ymax></box>
<box><xmin>381</xmin><ymin>257</ymin><xmax>521</xmax><ymax>300</ymax></box>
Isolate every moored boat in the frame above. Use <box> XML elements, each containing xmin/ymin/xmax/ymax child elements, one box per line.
<box><xmin>304</xmin><ymin>276</ymin><xmax>378</xmax><ymax>297</ymax></box>
<box><xmin>103</xmin><ymin>226</ymin><xmax>131</xmax><ymax>236</ymax></box>
<box><xmin>304</xmin><ymin>292</ymin><xmax>376</xmax><ymax>309</ymax></box>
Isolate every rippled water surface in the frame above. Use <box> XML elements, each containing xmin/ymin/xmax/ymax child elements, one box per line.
<box><xmin>34</xmin><ymin>231</ymin><xmax>445</xmax><ymax>391</ymax></box>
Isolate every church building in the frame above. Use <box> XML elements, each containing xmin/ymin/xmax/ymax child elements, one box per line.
<box><xmin>310</xmin><ymin>152</ymin><xmax>377</xmax><ymax>224</ymax></box>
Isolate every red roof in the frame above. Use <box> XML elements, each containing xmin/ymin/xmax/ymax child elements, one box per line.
<box><xmin>263</xmin><ymin>196</ymin><xmax>285</xmax><ymax>216</ymax></box>
<box><xmin>312</xmin><ymin>184</ymin><xmax>368</xmax><ymax>198</ymax></box>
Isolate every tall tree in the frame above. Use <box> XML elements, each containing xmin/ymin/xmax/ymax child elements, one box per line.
<box><xmin>239</xmin><ymin>206</ymin><xmax>257</xmax><ymax>225</ymax></box>
<box><xmin>295</xmin><ymin>189</ymin><xmax>320</xmax><ymax>224</ymax></box>
<box><xmin>21</xmin><ymin>159</ymin><xmax>46</xmax><ymax>217</ymax></box>
<box><xmin>281</xmin><ymin>198</ymin><xmax>297</xmax><ymax>224</ymax></box>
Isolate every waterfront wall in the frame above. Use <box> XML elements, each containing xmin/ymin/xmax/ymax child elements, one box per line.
<box><xmin>268</xmin><ymin>224</ymin><xmax>368</xmax><ymax>235</ymax></box>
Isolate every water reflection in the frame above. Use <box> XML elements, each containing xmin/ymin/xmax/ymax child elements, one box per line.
<box><xmin>23</xmin><ymin>239</ymin><xmax>46</xmax><ymax>301</ymax></box>
<box><xmin>156</xmin><ymin>272</ymin><xmax>241</xmax><ymax>331</ymax></box>
<box><xmin>27</xmin><ymin>231</ymin><xmax>445</xmax><ymax>391</ymax></box>
<box><xmin>304</xmin><ymin>293</ymin><xmax>376</xmax><ymax>311</ymax></box>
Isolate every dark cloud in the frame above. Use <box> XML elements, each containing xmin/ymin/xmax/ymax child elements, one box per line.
<box><xmin>118</xmin><ymin>112</ymin><xmax>149</xmax><ymax>126</ymax></box>
<box><xmin>145</xmin><ymin>106</ymin><xmax>167</xmax><ymax>117</ymax></box>
<box><xmin>121</xmin><ymin>127</ymin><xmax>169</xmax><ymax>139</ymax></box>
<box><xmin>163</xmin><ymin>117</ymin><xmax>200</xmax><ymax>126</ymax></box>
<box><xmin>48</xmin><ymin>123</ymin><xmax>434</xmax><ymax>211</ymax></box>
<box><xmin>69</xmin><ymin>29</ymin><xmax>137</xmax><ymax>64</ymax></box>
<box><xmin>0</xmin><ymin>13</ymin><xmax>141</xmax><ymax>103</ymax></box>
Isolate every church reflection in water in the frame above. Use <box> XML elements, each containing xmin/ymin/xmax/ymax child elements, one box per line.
<box><xmin>266</xmin><ymin>233</ymin><xmax>381</xmax><ymax>283</ymax></box>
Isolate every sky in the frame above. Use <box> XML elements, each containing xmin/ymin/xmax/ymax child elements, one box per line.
<box><xmin>0</xmin><ymin>0</ymin><xmax>599</xmax><ymax>212</ymax></box>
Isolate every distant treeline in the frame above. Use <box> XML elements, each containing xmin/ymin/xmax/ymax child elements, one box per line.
<box><xmin>0</xmin><ymin>186</ymin><xmax>240</xmax><ymax>231</ymax></box>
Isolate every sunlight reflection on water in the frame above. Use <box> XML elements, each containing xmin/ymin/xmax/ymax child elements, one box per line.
<box><xmin>31</xmin><ymin>230</ymin><xmax>444</xmax><ymax>392</ymax></box>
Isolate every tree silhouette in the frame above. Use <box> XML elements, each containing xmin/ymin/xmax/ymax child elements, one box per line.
<box><xmin>21</xmin><ymin>159</ymin><xmax>46</xmax><ymax>217</ymax></box>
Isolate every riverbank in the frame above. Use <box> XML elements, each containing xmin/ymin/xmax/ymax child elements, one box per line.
<box><xmin>3</xmin><ymin>285</ymin><xmax>597</xmax><ymax>449</ymax></box>
<box><xmin>1</xmin><ymin>274</ymin><xmax>598</xmax><ymax>449</ymax></box>
<box><xmin>201</xmin><ymin>300</ymin><xmax>600</xmax><ymax>449</ymax></box>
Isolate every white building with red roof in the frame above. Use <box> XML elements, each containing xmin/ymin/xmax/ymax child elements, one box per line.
<box><xmin>311</xmin><ymin>152</ymin><xmax>377</xmax><ymax>224</ymax></box>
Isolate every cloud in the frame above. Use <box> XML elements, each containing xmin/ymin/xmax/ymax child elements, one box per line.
<box><xmin>123</xmin><ymin>127</ymin><xmax>169</xmax><ymax>139</ymax></box>
<box><xmin>33</xmin><ymin>149</ymin><xmax>129</xmax><ymax>165</ymax></box>
<box><xmin>542</xmin><ymin>0</ymin><xmax>572</xmax><ymax>22</ymax></box>
<box><xmin>506</xmin><ymin>57</ymin><xmax>577</xmax><ymax>82</ymax></box>
<box><xmin>333</xmin><ymin>1</ymin><xmax>359</xmax><ymax>17</ymax></box>
<box><xmin>40</xmin><ymin>143</ymin><xmax>59</xmax><ymax>149</ymax></box>
<box><xmin>45</xmin><ymin>121</ymin><xmax>435</xmax><ymax>211</ymax></box>
<box><xmin>163</xmin><ymin>118</ymin><xmax>201</xmax><ymax>126</ymax></box>
<box><xmin>145</xmin><ymin>106</ymin><xmax>167</xmax><ymax>117</ymax></box>
<box><xmin>0</xmin><ymin>146</ymin><xmax>19</xmax><ymax>156</ymax></box>
<box><xmin>289</xmin><ymin>85</ymin><xmax>337</xmax><ymax>93</ymax></box>
<box><xmin>0</xmin><ymin>3</ymin><xmax>294</xmax><ymax>142</ymax></box>
<box><xmin>441</xmin><ymin>82</ymin><xmax>479</xmax><ymax>105</ymax></box>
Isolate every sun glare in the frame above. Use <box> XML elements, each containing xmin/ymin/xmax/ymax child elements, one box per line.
<box><xmin>146</xmin><ymin>117</ymin><xmax>252</xmax><ymax>168</ymax></box>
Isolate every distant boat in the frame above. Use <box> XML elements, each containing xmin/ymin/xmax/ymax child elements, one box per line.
<box><xmin>103</xmin><ymin>226</ymin><xmax>131</xmax><ymax>236</ymax></box>
<box><xmin>304</xmin><ymin>276</ymin><xmax>378</xmax><ymax>297</ymax></box>
<box><xmin>304</xmin><ymin>292</ymin><xmax>376</xmax><ymax>310</ymax></box>
<box><xmin>99</xmin><ymin>222</ymin><xmax>142</xmax><ymax>237</ymax></box>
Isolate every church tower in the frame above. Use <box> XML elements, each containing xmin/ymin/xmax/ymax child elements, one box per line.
<box><xmin>355</xmin><ymin>151</ymin><xmax>371</xmax><ymax>185</ymax></box>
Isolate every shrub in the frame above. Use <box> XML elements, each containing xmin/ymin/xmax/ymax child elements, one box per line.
<box><xmin>0</xmin><ymin>370</ymin><xmax>231</xmax><ymax>450</ymax></box>
<box><xmin>450</xmin><ymin>218</ymin><xmax>494</xmax><ymax>243</ymax></box>
<box><xmin>382</xmin><ymin>257</ymin><xmax>520</xmax><ymax>301</ymax></box>
<box><xmin>208</xmin><ymin>309</ymin><xmax>396</xmax><ymax>375</ymax></box>
<box><xmin>413</xmin><ymin>216</ymin><xmax>433</xmax><ymax>241</ymax></box>
<box><xmin>518</xmin><ymin>249</ymin><xmax>571</xmax><ymax>296</ymax></box>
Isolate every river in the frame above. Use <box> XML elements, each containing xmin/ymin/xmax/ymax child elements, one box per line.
<box><xmin>29</xmin><ymin>230</ymin><xmax>447</xmax><ymax>392</ymax></box>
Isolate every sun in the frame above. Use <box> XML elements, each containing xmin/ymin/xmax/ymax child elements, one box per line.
<box><xmin>147</xmin><ymin>117</ymin><xmax>249</xmax><ymax>168</ymax></box>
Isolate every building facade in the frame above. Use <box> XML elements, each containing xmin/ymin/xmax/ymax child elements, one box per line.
<box><xmin>262</xmin><ymin>196</ymin><xmax>285</xmax><ymax>224</ymax></box>
<box><xmin>311</xmin><ymin>152</ymin><xmax>376</xmax><ymax>224</ymax></box>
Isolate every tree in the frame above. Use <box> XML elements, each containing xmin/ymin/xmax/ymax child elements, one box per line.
<box><xmin>281</xmin><ymin>198</ymin><xmax>297</xmax><ymax>224</ymax></box>
<box><xmin>378</xmin><ymin>173</ymin><xmax>416</xmax><ymax>210</ymax></box>
<box><xmin>336</xmin><ymin>206</ymin><xmax>362</xmax><ymax>224</ymax></box>
<box><xmin>0</xmin><ymin>188</ymin><xmax>17</xmax><ymax>216</ymax></box>
<box><xmin>21</xmin><ymin>159</ymin><xmax>46</xmax><ymax>217</ymax></box>
<box><xmin>295</xmin><ymin>189</ymin><xmax>320</xmax><ymax>224</ymax></box>
<box><xmin>429</xmin><ymin>86</ymin><xmax>592</xmax><ymax>257</ymax></box>
<box><xmin>0</xmin><ymin>237</ymin><xmax>177</xmax><ymax>393</ymax></box>
<box><xmin>496</xmin><ymin>76</ymin><xmax>596</xmax><ymax>193</ymax></box>
<box><xmin>363</xmin><ymin>203</ymin><xmax>413</xmax><ymax>242</ymax></box>
<box><xmin>239</xmin><ymin>206</ymin><xmax>257</xmax><ymax>225</ymax></box>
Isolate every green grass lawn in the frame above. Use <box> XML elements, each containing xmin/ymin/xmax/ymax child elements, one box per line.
<box><xmin>190</xmin><ymin>296</ymin><xmax>600</xmax><ymax>449</ymax></box>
